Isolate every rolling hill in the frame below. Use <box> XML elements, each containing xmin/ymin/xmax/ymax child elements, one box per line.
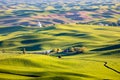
<box><xmin>0</xmin><ymin>53</ymin><xmax>120</xmax><ymax>80</ymax></box>
<box><xmin>0</xmin><ymin>24</ymin><xmax>120</xmax><ymax>80</ymax></box>
<box><xmin>0</xmin><ymin>0</ymin><xmax>120</xmax><ymax>79</ymax></box>
<box><xmin>0</xmin><ymin>24</ymin><xmax>120</xmax><ymax>52</ymax></box>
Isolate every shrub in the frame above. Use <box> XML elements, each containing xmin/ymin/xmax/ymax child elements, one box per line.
<box><xmin>79</xmin><ymin>47</ymin><xmax>88</xmax><ymax>53</ymax></box>
<box><xmin>51</xmin><ymin>48</ymin><xmax>62</xmax><ymax>53</ymax></box>
<box><xmin>75</xmin><ymin>47</ymin><xmax>88</xmax><ymax>53</ymax></box>
<box><xmin>51</xmin><ymin>48</ymin><xmax>58</xmax><ymax>52</ymax></box>
<box><xmin>68</xmin><ymin>47</ymin><xmax>75</xmax><ymax>52</ymax></box>
<box><xmin>23</xmin><ymin>48</ymin><xmax>26</xmax><ymax>54</ymax></box>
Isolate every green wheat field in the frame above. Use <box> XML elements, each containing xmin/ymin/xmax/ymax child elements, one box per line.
<box><xmin>0</xmin><ymin>24</ymin><xmax>120</xmax><ymax>80</ymax></box>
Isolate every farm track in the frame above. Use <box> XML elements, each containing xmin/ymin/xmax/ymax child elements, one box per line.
<box><xmin>80</xmin><ymin>58</ymin><xmax>120</xmax><ymax>74</ymax></box>
<box><xmin>104</xmin><ymin>62</ymin><xmax>120</xmax><ymax>74</ymax></box>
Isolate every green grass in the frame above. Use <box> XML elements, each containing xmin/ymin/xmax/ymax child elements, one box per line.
<box><xmin>0</xmin><ymin>24</ymin><xmax>120</xmax><ymax>80</ymax></box>
<box><xmin>0</xmin><ymin>24</ymin><xmax>120</xmax><ymax>51</ymax></box>
<box><xmin>0</xmin><ymin>53</ymin><xmax>119</xmax><ymax>80</ymax></box>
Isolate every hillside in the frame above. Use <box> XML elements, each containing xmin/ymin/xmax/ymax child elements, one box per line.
<box><xmin>0</xmin><ymin>24</ymin><xmax>120</xmax><ymax>79</ymax></box>
<box><xmin>0</xmin><ymin>0</ymin><xmax>120</xmax><ymax>79</ymax></box>
<box><xmin>0</xmin><ymin>53</ymin><xmax>120</xmax><ymax>80</ymax></box>
<box><xmin>0</xmin><ymin>24</ymin><xmax>120</xmax><ymax>52</ymax></box>
<box><xmin>0</xmin><ymin>0</ymin><xmax>120</xmax><ymax>27</ymax></box>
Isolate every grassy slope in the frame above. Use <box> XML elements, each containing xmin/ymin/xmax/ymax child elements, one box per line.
<box><xmin>0</xmin><ymin>24</ymin><xmax>120</xmax><ymax>80</ymax></box>
<box><xmin>0</xmin><ymin>54</ymin><xmax>119</xmax><ymax>80</ymax></box>
<box><xmin>0</xmin><ymin>24</ymin><xmax>120</xmax><ymax>51</ymax></box>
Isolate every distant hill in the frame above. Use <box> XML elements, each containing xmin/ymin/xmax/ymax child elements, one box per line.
<box><xmin>0</xmin><ymin>0</ymin><xmax>120</xmax><ymax>4</ymax></box>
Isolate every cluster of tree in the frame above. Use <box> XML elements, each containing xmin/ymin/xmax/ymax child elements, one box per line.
<box><xmin>51</xmin><ymin>46</ymin><xmax>88</xmax><ymax>54</ymax></box>
<box><xmin>51</xmin><ymin>48</ymin><xmax>62</xmax><ymax>53</ymax></box>
<box><xmin>0</xmin><ymin>48</ymin><xmax>26</xmax><ymax>54</ymax></box>
<box><xmin>65</xmin><ymin>47</ymin><xmax>88</xmax><ymax>53</ymax></box>
<box><xmin>0</xmin><ymin>47</ymin><xmax>88</xmax><ymax>55</ymax></box>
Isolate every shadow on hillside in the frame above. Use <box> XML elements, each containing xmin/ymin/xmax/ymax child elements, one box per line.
<box><xmin>102</xmin><ymin>50</ymin><xmax>120</xmax><ymax>55</ymax></box>
<box><xmin>18</xmin><ymin>44</ymin><xmax>42</xmax><ymax>51</ymax></box>
<box><xmin>64</xmin><ymin>42</ymin><xmax>84</xmax><ymax>48</ymax></box>
<box><xmin>0</xmin><ymin>41</ymin><xmax>2</xmax><ymax>46</ymax></box>
<box><xmin>8</xmin><ymin>35</ymin><xmax>38</xmax><ymax>40</ymax></box>
<box><xmin>102</xmin><ymin>11</ymin><xmax>113</xmax><ymax>15</ymax></box>
<box><xmin>0</xmin><ymin>69</ymin><xmax>100</xmax><ymax>79</ymax></box>
<box><xmin>41</xmin><ymin>21</ymin><xmax>52</xmax><ymax>24</ymax></box>
<box><xmin>21</xmin><ymin>38</ymin><xmax>54</xmax><ymax>44</ymax></box>
<box><xmin>0</xmin><ymin>26</ymin><xmax>23</xmax><ymax>34</ymax></box>
<box><xmin>18</xmin><ymin>22</ymin><xmax>37</xmax><ymax>26</ymax></box>
<box><xmin>34</xmin><ymin>26</ymin><xmax>56</xmax><ymax>33</ymax></box>
<box><xmin>0</xmin><ymin>69</ymin><xmax>40</xmax><ymax>77</ymax></box>
<box><xmin>0</xmin><ymin>41</ymin><xmax>16</xmax><ymax>47</ymax></box>
<box><xmin>53</xmin><ymin>52</ymin><xmax>81</xmax><ymax>57</ymax></box>
<box><xmin>55</xmin><ymin>72</ymin><xmax>99</xmax><ymax>79</ymax></box>
<box><xmin>53</xmin><ymin>19</ymin><xmax>65</xmax><ymax>24</ymax></box>
<box><xmin>1</xmin><ymin>19</ymin><xmax>19</xmax><ymax>24</ymax></box>
<box><xmin>13</xmin><ymin>10</ymin><xmax>35</xmax><ymax>17</ymax></box>
<box><xmin>54</xmin><ymin>33</ymin><xmax>87</xmax><ymax>37</ymax></box>
<box><xmin>79</xmin><ymin>58</ymin><xmax>105</xmax><ymax>63</ymax></box>
<box><xmin>92</xmin><ymin>44</ymin><xmax>120</xmax><ymax>51</ymax></box>
<box><xmin>0</xmin><ymin>16</ymin><xmax>12</xmax><ymax>19</ymax></box>
<box><xmin>68</xmin><ymin>30</ymin><xmax>80</xmax><ymax>33</ymax></box>
<box><xmin>94</xmin><ymin>28</ymin><xmax>107</xmax><ymax>30</ymax></box>
<box><xmin>91</xmin><ymin>14</ymin><xmax>101</xmax><ymax>18</ymax></box>
<box><xmin>102</xmin><ymin>15</ymin><xmax>113</xmax><ymax>18</ymax></box>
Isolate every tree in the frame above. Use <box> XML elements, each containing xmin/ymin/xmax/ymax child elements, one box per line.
<box><xmin>51</xmin><ymin>48</ymin><xmax>62</xmax><ymax>53</ymax></box>
<box><xmin>69</xmin><ymin>47</ymin><xmax>75</xmax><ymax>52</ymax></box>
<box><xmin>52</xmin><ymin>48</ymin><xmax>58</xmax><ymax>52</ymax></box>
<box><xmin>75</xmin><ymin>47</ymin><xmax>88</xmax><ymax>53</ymax></box>
<box><xmin>57</xmin><ymin>48</ymin><xmax>62</xmax><ymax>53</ymax></box>
<box><xmin>23</xmin><ymin>48</ymin><xmax>26</xmax><ymax>54</ymax></box>
<box><xmin>79</xmin><ymin>47</ymin><xmax>88</xmax><ymax>53</ymax></box>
